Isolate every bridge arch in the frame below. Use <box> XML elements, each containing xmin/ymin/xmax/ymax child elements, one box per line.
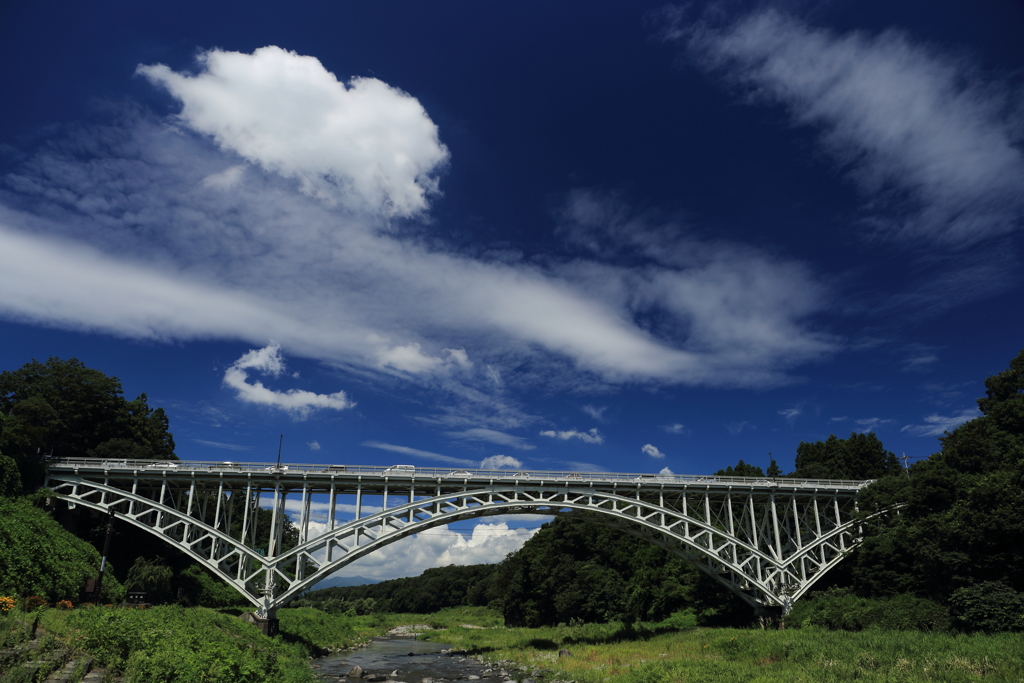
<box><xmin>45</xmin><ymin>460</ymin><xmax>868</xmax><ymax>620</ymax></box>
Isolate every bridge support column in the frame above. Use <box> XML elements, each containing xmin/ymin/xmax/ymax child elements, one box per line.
<box><xmin>244</xmin><ymin>610</ymin><xmax>279</xmax><ymax>637</ymax></box>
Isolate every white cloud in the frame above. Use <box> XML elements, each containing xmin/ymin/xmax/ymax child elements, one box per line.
<box><xmin>901</xmin><ymin>408</ymin><xmax>979</xmax><ymax>436</ymax></box>
<box><xmin>480</xmin><ymin>455</ymin><xmax>522</xmax><ymax>469</ymax></box>
<box><xmin>659</xmin><ymin>466</ymin><xmax>674</xmax><ymax>476</ymax></box>
<box><xmin>581</xmin><ymin>405</ymin><xmax>607</xmax><ymax>421</ymax></box>
<box><xmin>223</xmin><ymin>342</ymin><xmax>354</xmax><ymax>418</ymax></box>
<box><xmin>641</xmin><ymin>443</ymin><xmax>665</xmax><ymax>459</ymax></box>
<box><xmin>664</xmin><ymin>423</ymin><xmax>687</xmax><ymax>435</ymax></box>
<box><xmin>778</xmin><ymin>406</ymin><xmax>802</xmax><ymax>421</ymax></box>
<box><xmin>539</xmin><ymin>428</ymin><xmax>604</xmax><ymax>444</ymax></box>
<box><xmin>446</xmin><ymin>428</ymin><xmax>535</xmax><ymax>450</ymax></box>
<box><xmin>855</xmin><ymin>417</ymin><xmax>893</xmax><ymax>431</ymax></box>
<box><xmin>375</xmin><ymin>343</ymin><xmax>472</xmax><ymax>375</ymax></box>
<box><xmin>0</xmin><ymin>44</ymin><xmax>839</xmax><ymax>432</ymax></box>
<box><xmin>308</xmin><ymin>441</ymin><xmax>321</xmax><ymax>451</ymax></box>
<box><xmin>903</xmin><ymin>354</ymin><xmax>939</xmax><ymax>372</ymax></box>
<box><xmin>672</xmin><ymin>9</ymin><xmax>1024</xmax><ymax>247</ymax></box>
<box><xmin>316</xmin><ymin>522</ymin><xmax>539</xmax><ymax>581</ymax></box>
<box><xmin>199</xmin><ymin>164</ymin><xmax>246</xmax><ymax>191</ymax></box>
<box><xmin>726</xmin><ymin>421</ymin><xmax>754</xmax><ymax>434</ymax></box>
<box><xmin>138</xmin><ymin>46</ymin><xmax>448</xmax><ymax>217</ymax></box>
<box><xmin>362</xmin><ymin>441</ymin><xmax>476</xmax><ymax>467</ymax></box>
<box><xmin>193</xmin><ymin>439</ymin><xmax>250</xmax><ymax>451</ymax></box>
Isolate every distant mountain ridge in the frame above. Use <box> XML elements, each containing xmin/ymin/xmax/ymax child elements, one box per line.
<box><xmin>310</xmin><ymin>575</ymin><xmax>380</xmax><ymax>590</ymax></box>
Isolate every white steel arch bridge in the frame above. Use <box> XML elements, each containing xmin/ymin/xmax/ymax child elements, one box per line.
<box><xmin>45</xmin><ymin>458</ymin><xmax>872</xmax><ymax>625</ymax></box>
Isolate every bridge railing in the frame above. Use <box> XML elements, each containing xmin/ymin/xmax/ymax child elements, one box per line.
<box><xmin>46</xmin><ymin>456</ymin><xmax>871</xmax><ymax>490</ymax></box>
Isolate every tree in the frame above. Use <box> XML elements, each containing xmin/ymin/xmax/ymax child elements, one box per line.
<box><xmin>851</xmin><ymin>350</ymin><xmax>1024</xmax><ymax>614</ymax></box>
<box><xmin>125</xmin><ymin>556</ymin><xmax>175</xmax><ymax>603</ymax></box>
<box><xmin>0</xmin><ymin>357</ymin><xmax>177</xmax><ymax>491</ymax></box>
<box><xmin>793</xmin><ymin>432</ymin><xmax>901</xmax><ymax>480</ymax></box>
<box><xmin>715</xmin><ymin>459</ymin><xmax>765</xmax><ymax>477</ymax></box>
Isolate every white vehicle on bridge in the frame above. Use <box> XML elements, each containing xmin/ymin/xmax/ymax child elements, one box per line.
<box><xmin>384</xmin><ymin>464</ymin><xmax>415</xmax><ymax>474</ymax></box>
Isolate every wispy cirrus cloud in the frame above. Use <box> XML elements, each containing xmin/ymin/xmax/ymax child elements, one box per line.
<box><xmin>901</xmin><ymin>408</ymin><xmax>980</xmax><ymax>436</ymax></box>
<box><xmin>446</xmin><ymin>428</ymin><xmax>536</xmax><ymax>451</ymax></box>
<box><xmin>193</xmin><ymin>439</ymin><xmax>250</xmax><ymax>451</ymax></box>
<box><xmin>539</xmin><ymin>428</ymin><xmax>604</xmax><ymax>445</ymax></box>
<box><xmin>666</xmin><ymin>8</ymin><xmax>1024</xmax><ymax>248</ymax></box>
<box><xmin>0</xmin><ymin>44</ymin><xmax>842</xmax><ymax>458</ymax></box>
<box><xmin>361</xmin><ymin>441</ymin><xmax>476</xmax><ymax>466</ymax></box>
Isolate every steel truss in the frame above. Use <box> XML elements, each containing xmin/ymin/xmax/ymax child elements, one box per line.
<box><xmin>45</xmin><ymin>459</ymin><xmax>869</xmax><ymax>618</ymax></box>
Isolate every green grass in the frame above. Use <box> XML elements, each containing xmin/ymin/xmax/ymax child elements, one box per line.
<box><xmin>36</xmin><ymin>605</ymin><xmax>319</xmax><ymax>683</ymax></box>
<box><xmin>421</xmin><ymin>617</ymin><xmax>1024</xmax><ymax>683</ymax></box>
<box><xmin>276</xmin><ymin>606</ymin><xmax>386</xmax><ymax>651</ymax></box>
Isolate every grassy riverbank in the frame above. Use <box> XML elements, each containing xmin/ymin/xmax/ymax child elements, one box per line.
<box><xmin>421</xmin><ymin>615</ymin><xmax>1024</xmax><ymax>683</ymax></box>
<box><xmin>1</xmin><ymin>603</ymin><xmax>397</xmax><ymax>682</ymax></box>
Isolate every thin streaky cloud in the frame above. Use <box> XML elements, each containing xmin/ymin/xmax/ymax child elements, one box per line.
<box><xmin>539</xmin><ymin>428</ymin><xmax>604</xmax><ymax>444</ymax></box>
<box><xmin>193</xmin><ymin>439</ymin><xmax>250</xmax><ymax>451</ymax></box>
<box><xmin>901</xmin><ymin>408</ymin><xmax>980</xmax><ymax>436</ymax></box>
<box><xmin>362</xmin><ymin>441</ymin><xmax>476</xmax><ymax>467</ymax></box>
<box><xmin>670</xmin><ymin>8</ymin><xmax>1024</xmax><ymax>248</ymax></box>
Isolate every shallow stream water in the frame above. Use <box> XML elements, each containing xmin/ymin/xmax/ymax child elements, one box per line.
<box><xmin>312</xmin><ymin>636</ymin><xmax>498</xmax><ymax>683</ymax></box>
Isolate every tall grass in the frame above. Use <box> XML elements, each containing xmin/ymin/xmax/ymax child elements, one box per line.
<box><xmin>425</xmin><ymin>617</ymin><xmax>1024</xmax><ymax>683</ymax></box>
<box><xmin>38</xmin><ymin>605</ymin><xmax>319</xmax><ymax>683</ymax></box>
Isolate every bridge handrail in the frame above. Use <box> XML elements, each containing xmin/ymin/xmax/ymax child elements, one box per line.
<box><xmin>46</xmin><ymin>456</ymin><xmax>872</xmax><ymax>490</ymax></box>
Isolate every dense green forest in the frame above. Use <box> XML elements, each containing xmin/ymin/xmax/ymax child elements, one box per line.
<box><xmin>2</xmin><ymin>350</ymin><xmax>1023</xmax><ymax>634</ymax></box>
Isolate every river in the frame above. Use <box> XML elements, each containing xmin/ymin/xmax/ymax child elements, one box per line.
<box><xmin>312</xmin><ymin>635</ymin><xmax>521</xmax><ymax>683</ymax></box>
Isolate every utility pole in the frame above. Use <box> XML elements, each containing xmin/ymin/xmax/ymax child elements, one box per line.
<box><xmin>94</xmin><ymin>509</ymin><xmax>115</xmax><ymax>599</ymax></box>
<box><xmin>899</xmin><ymin>452</ymin><xmax>912</xmax><ymax>477</ymax></box>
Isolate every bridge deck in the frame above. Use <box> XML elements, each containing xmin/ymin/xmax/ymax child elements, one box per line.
<box><xmin>47</xmin><ymin>457</ymin><xmax>871</xmax><ymax>491</ymax></box>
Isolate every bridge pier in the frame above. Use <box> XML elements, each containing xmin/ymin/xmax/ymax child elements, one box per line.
<box><xmin>243</xmin><ymin>611</ymin><xmax>279</xmax><ymax>636</ymax></box>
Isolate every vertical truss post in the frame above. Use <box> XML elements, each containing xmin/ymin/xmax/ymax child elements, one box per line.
<box><xmin>355</xmin><ymin>482</ymin><xmax>363</xmax><ymax>548</ymax></box>
<box><xmin>727</xmin><ymin>492</ymin><xmax>737</xmax><ymax>565</ymax></box>
<box><xmin>250</xmin><ymin>488</ymin><xmax>260</xmax><ymax>551</ymax></box>
<box><xmin>792</xmin><ymin>496</ymin><xmax>805</xmax><ymax>582</ymax></box>
<box><xmin>185</xmin><ymin>477</ymin><xmax>196</xmax><ymax>545</ymax></box>
<box><xmin>212</xmin><ymin>480</ymin><xmax>224</xmax><ymax>558</ymax></box>
<box><xmin>129</xmin><ymin>476</ymin><xmax>138</xmax><ymax>516</ymax></box>
<box><xmin>833</xmin><ymin>497</ymin><xmax>846</xmax><ymax>551</ymax></box>
<box><xmin>770</xmin><ymin>494</ymin><xmax>783</xmax><ymax>562</ymax></box>
<box><xmin>268</xmin><ymin>481</ymin><xmax>282</xmax><ymax>557</ymax></box>
<box><xmin>327</xmin><ymin>482</ymin><xmax>336</xmax><ymax>563</ymax></box>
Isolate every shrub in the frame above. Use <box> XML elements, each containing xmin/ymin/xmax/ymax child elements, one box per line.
<box><xmin>950</xmin><ymin>581</ymin><xmax>1024</xmax><ymax>633</ymax></box>
<box><xmin>788</xmin><ymin>588</ymin><xmax>950</xmax><ymax>631</ymax></box>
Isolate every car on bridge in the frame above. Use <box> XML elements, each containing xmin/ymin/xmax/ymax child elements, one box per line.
<box><xmin>384</xmin><ymin>464</ymin><xmax>415</xmax><ymax>475</ymax></box>
<box><xmin>147</xmin><ymin>461</ymin><xmax>179</xmax><ymax>469</ymax></box>
<box><xmin>446</xmin><ymin>470</ymin><xmax>474</xmax><ymax>478</ymax></box>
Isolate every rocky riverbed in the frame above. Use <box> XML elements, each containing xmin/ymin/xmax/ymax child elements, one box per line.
<box><xmin>312</xmin><ymin>636</ymin><xmax>575</xmax><ymax>683</ymax></box>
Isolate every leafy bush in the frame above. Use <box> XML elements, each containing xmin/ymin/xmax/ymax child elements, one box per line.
<box><xmin>56</xmin><ymin>605</ymin><xmax>316</xmax><ymax>682</ymax></box>
<box><xmin>179</xmin><ymin>564</ymin><xmax>246</xmax><ymax>607</ymax></box>
<box><xmin>0</xmin><ymin>496</ymin><xmax>124</xmax><ymax>603</ymax></box>
<box><xmin>950</xmin><ymin>581</ymin><xmax>1024</xmax><ymax>633</ymax></box>
<box><xmin>788</xmin><ymin>588</ymin><xmax>951</xmax><ymax>631</ymax></box>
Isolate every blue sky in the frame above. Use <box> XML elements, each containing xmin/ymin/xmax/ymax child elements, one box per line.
<box><xmin>2</xmin><ymin>0</ymin><xmax>1022</xmax><ymax>580</ymax></box>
